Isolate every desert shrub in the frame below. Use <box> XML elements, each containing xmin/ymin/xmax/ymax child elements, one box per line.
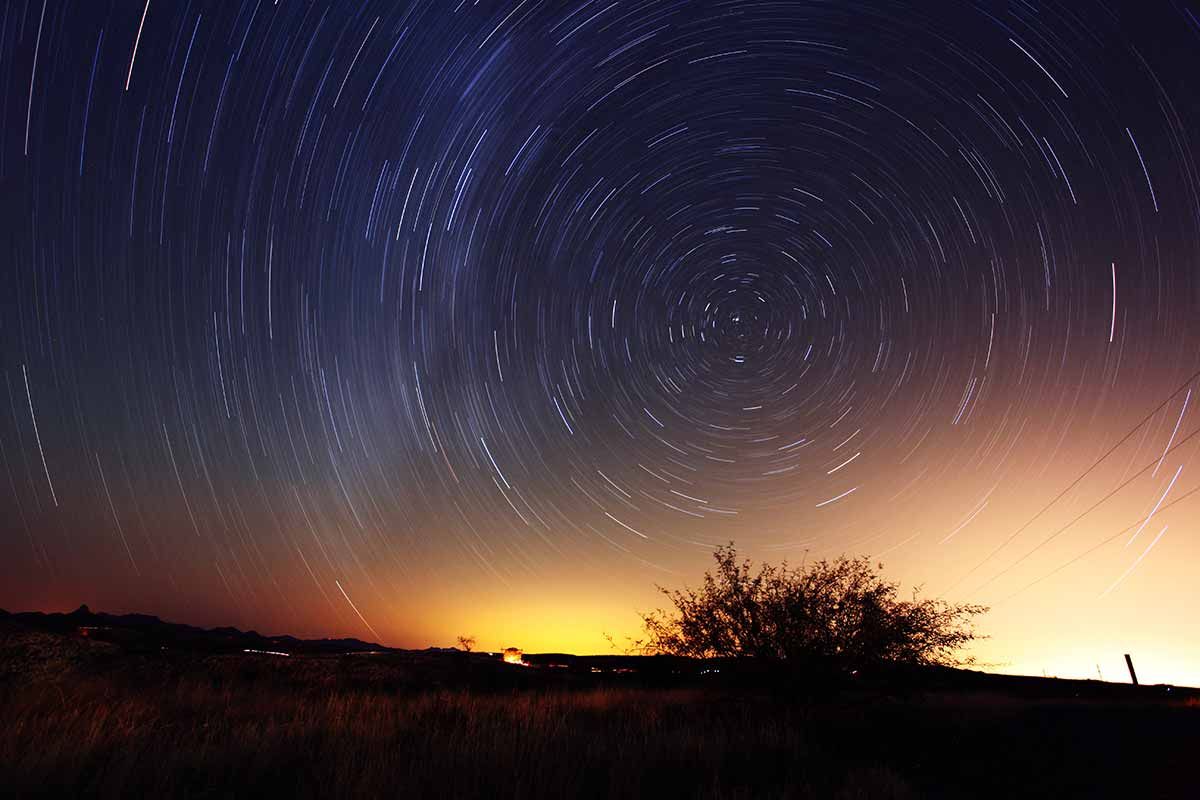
<box><xmin>638</xmin><ymin>545</ymin><xmax>986</xmax><ymax>674</ymax></box>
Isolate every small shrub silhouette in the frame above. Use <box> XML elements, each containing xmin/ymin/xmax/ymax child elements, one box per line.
<box><xmin>638</xmin><ymin>544</ymin><xmax>987</xmax><ymax>675</ymax></box>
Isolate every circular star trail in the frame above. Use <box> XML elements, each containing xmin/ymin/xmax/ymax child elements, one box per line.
<box><xmin>3</xmin><ymin>1</ymin><xmax>1200</xmax><ymax>672</ymax></box>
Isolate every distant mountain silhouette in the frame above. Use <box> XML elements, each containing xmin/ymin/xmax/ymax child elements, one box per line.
<box><xmin>0</xmin><ymin>605</ymin><xmax>392</xmax><ymax>656</ymax></box>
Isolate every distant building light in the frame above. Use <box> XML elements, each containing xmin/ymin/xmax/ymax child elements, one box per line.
<box><xmin>242</xmin><ymin>648</ymin><xmax>290</xmax><ymax>657</ymax></box>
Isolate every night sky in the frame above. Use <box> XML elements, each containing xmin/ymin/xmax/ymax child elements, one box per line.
<box><xmin>3</xmin><ymin>0</ymin><xmax>1200</xmax><ymax>683</ymax></box>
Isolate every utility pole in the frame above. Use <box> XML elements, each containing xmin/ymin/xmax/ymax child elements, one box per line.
<box><xmin>1124</xmin><ymin>653</ymin><xmax>1138</xmax><ymax>686</ymax></box>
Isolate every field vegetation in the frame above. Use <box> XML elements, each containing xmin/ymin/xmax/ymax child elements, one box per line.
<box><xmin>2</xmin><ymin>549</ymin><xmax>1196</xmax><ymax>799</ymax></box>
<box><xmin>2</xmin><ymin>625</ymin><xmax>1198</xmax><ymax>800</ymax></box>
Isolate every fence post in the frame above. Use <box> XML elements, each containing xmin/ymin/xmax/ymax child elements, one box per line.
<box><xmin>1124</xmin><ymin>654</ymin><xmax>1138</xmax><ymax>686</ymax></box>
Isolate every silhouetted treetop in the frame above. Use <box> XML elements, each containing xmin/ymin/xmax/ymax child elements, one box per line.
<box><xmin>638</xmin><ymin>545</ymin><xmax>987</xmax><ymax>674</ymax></box>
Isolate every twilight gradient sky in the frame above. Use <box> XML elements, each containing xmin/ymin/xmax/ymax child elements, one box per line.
<box><xmin>3</xmin><ymin>0</ymin><xmax>1200</xmax><ymax>684</ymax></box>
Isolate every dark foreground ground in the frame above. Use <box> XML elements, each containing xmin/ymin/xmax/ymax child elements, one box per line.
<box><xmin>2</xmin><ymin>609</ymin><xmax>1197</xmax><ymax>799</ymax></box>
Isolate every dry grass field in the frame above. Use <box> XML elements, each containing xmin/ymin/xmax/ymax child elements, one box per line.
<box><xmin>2</xmin><ymin>619</ymin><xmax>1197</xmax><ymax>799</ymax></box>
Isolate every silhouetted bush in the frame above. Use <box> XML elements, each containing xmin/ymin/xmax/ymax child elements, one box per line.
<box><xmin>638</xmin><ymin>545</ymin><xmax>987</xmax><ymax>675</ymax></box>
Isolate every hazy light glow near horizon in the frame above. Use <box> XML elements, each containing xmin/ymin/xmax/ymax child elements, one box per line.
<box><xmin>3</xmin><ymin>0</ymin><xmax>1200</xmax><ymax>687</ymax></box>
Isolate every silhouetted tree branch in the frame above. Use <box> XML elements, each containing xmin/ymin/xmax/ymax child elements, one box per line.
<box><xmin>636</xmin><ymin>544</ymin><xmax>987</xmax><ymax>674</ymax></box>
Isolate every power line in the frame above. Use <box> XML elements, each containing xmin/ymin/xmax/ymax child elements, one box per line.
<box><xmin>941</xmin><ymin>366</ymin><xmax>1200</xmax><ymax>595</ymax></box>
<box><xmin>970</xmin><ymin>422</ymin><xmax>1200</xmax><ymax>594</ymax></box>
<box><xmin>993</xmin><ymin>483</ymin><xmax>1200</xmax><ymax>606</ymax></box>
